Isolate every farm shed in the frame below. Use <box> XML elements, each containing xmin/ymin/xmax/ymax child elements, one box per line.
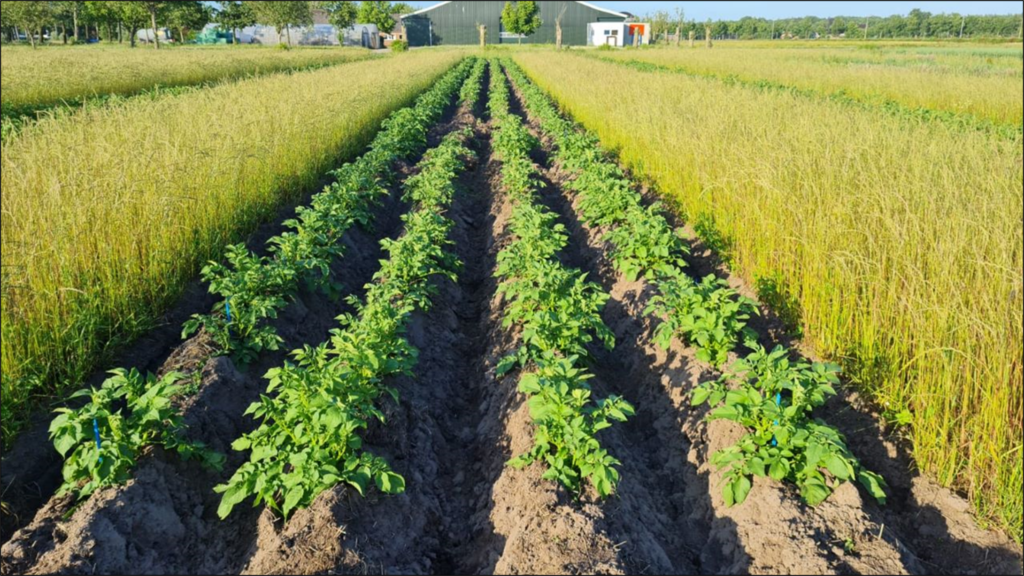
<box><xmin>401</xmin><ymin>1</ymin><xmax>627</xmax><ymax>46</ymax></box>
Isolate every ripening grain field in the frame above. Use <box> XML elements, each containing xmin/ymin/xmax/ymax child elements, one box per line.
<box><xmin>0</xmin><ymin>44</ymin><xmax>380</xmax><ymax>116</ymax></box>
<box><xmin>0</xmin><ymin>42</ymin><xmax>1021</xmax><ymax>576</ymax></box>
<box><xmin>594</xmin><ymin>42</ymin><xmax>1024</xmax><ymax>127</ymax></box>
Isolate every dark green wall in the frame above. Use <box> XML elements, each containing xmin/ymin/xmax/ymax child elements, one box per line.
<box><xmin>403</xmin><ymin>1</ymin><xmax>625</xmax><ymax>46</ymax></box>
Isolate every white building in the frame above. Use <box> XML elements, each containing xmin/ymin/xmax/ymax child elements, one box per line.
<box><xmin>588</xmin><ymin>22</ymin><xmax>650</xmax><ymax>47</ymax></box>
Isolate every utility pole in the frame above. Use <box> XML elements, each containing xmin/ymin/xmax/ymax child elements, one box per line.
<box><xmin>959</xmin><ymin>15</ymin><xmax>965</xmax><ymax>39</ymax></box>
<box><xmin>554</xmin><ymin>3</ymin><xmax>566</xmax><ymax>49</ymax></box>
<box><xmin>674</xmin><ymin>7</ymin><xmax>684</xmax><ymax>47</ymax></box>
<box><xmin>864</xmin><ymin>16</ymin><xmax>870</xmax><ymax>39</ymax></box>
<box><xmin>770</xmin><ymin>19</ymin><xmax>775</xmax><ymax>39</ymax></box>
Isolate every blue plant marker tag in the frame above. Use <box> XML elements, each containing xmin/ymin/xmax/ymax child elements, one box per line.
<box><xmin>225</xmin><ymin>299</ymin><xmax>233</xmax><ymax>324</ymax></box>
<box><xmin>92</xmin><ymin>418</ymin><xmax>102</xmax><ymax>463</ymax></box>
<box><xmin>771</xmin><ymin>393</ymin><xmax>781</xmax><ymax>447</ymax></box>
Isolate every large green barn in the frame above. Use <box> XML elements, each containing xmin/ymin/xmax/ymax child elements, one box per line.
<box><xmin>402</xmin><ymin>1</ymin><xmax>628</xmax><ymax>47</ymax></box>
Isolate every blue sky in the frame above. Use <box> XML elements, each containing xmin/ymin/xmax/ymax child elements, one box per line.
<box><xmin>401</xmin><ymin>1</ymin><xmax>1023</xmax><ymax>20</ymax></box>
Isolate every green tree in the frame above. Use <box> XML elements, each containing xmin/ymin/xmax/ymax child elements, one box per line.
<box><xmin>214</xmin><ymin>1</ymin><xmax>254</xmax><ymax>44</ymax></box>
<box><xmin>318</xmin><ymin>1</ymin><xmax>357</xmax><ymax>31</ymax></box>
<box><xmin>5</xmin><ymin>1</ymin><xmax>53</xmax><ymax>47</ymax></box>
<box><xmin>115</xmin><ymin>2</ymin><xmax>151</xmax><ymax>47</ymax></box>
<box><xmin>907</xmin><ymin>8</ymin><xmax>930</xmax><ymax>37</ymax></box>
<box><xmin>165</xmin><ymin>1</ymin><xmax>209</xmax><ymax>43</ymax></box>
<box><xmin>831</xmin><ymin>17</ymin><xmax>847</xmax><ymax>37</ymax></box>
<box><xmin>249</xmin><ymin>0</ymin><xmax>312</xmax><ymax>46</ymax></box>
<box><xmin>645</xmin><ymin>9</ymin><xmax>671</xmax><ymax>40</ymax></box>
<box><xmin>83</xmin><ymin>1</ymin><xmax>122</xmax><ymax>43</ymax></box>
<box><xmin>141</xmin><ymin>1</ymin><xmax>170</xmax><ymax>48</ymax></box>
<box><xmin>357</xmin><ymin>1</ymin><xmax>395</xmax><ymax>37</ymax></box>
<box><xmin>391</xmin><ymin>2</ymin><xmax>415</xmax><ymax>14</ymax></box>
<box><xmin>53</xmin><ymin>1</ymin><xmax>84</xmax><ymax>42</ymax></box>
<box><xmin>501</xmin><ymin>0</ymin><xmax>540</xmax><ymax>44</ymax></box>
<box><xmin>0</xmin><ymin>2</ymin><xmax>8</xmax><ymax>42</ymax></box>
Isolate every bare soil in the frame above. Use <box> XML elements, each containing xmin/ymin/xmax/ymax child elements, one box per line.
<box><xmin>1</xmin><ymin>69</ymin><xmax>1020</xmax><ymax>576</ymax></box>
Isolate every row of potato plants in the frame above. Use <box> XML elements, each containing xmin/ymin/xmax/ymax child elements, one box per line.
<box><xmin>46</xmin><ymin>59</ymin><xmax>477</xmax><ymax>505</ymax></box>
<box><xmin>460</xmin><ymin>58</ymin><xmax>488</xmax><ymax>109</ymax></box>
<box><xmin>214</xmin><ymin>125</ymin><xmax>478</xmax><ymax>520</ymax></box>
<box><xmin>488</xmin><ymin>60</ymin><xmax>634</xmax><ymax>499</ymax></box>
<box><xmin>503</xmin><ymin>59</ymin><xmax>887</xmax><ymax>509</ymax></box>
<box><xmin>183</xmin><ymin>58</ymin><xmax>476</xmax><ymax>364</ymax></box>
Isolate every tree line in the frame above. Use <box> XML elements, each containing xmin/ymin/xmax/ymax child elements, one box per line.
<box><xmin>0</xmin><ymin>1</ymin><xmax>416</xmax><ymax>48</ymax></box>
<box><xmin>644</xmin><ymin>8</ymin><xmax>1024</xmax><ymax>41</ymax></box>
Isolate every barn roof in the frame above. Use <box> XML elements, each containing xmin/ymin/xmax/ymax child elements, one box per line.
<box><xmin>404</xmin><ymin>1</ymin><xmax>628</xmax><ymax>19</ymax></box>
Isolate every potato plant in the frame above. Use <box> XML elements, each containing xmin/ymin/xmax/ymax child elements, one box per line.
<box><xmin>49</xmin><ymin>369</ymin><xmax>224</xmax><ymax>501</ymax></box>
<box><xmin>646</xmin><ymin>274</ymin><xmax>760</xmax><ymax>367</ymax></box>
<box><xmin>604</xmin><ymin>204</ymin><xmax>689</xmax><ymax>282</ymax></box>
<box><xmin>494</xmin><ymin>198</ymin><xmax>612</xmax><ymax>372</ymax></box>
<box><xmin>693</xmin><ymin>345</ymin><xmax>888</xmax><ymax>507</ymax></box>
<box><xmin>459</xmin><ymin>58</ymin><xmax>488</xmax><ymax>108</ymax></box>
<box><xmin>509</xmin><ymin>354</ymin><xmax>634</xmax><ymax>497</ymax></box>
<box><xmin>489</xmin><ymin>60</ymin><xmax>632</xmax><ymax>499</ymax></box>
<box><xmin>184</xmin><ymin>58</ymin><xmax>477</xmax><ymax>364</ymax></box>
<box><xmin>498</xmin><ymin>261</ymin><xmax>614</xmax><ymax>374</ymax></box>
<box><xmin>216</xmin><ymin>123</ymin><xmax>477</xmax><ymax>520</ymax></box>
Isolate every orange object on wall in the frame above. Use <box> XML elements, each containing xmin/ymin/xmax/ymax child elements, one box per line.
<box><xmin>628</xmin><ymin>24</ymin><xmax>646</xmax><ymax>36</ymax></box>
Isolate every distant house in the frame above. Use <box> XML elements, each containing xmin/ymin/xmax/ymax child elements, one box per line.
<box><xmin>384</xmin><ymin>13</ymin><xmax>408</xmax><ymax>47</ymax></box>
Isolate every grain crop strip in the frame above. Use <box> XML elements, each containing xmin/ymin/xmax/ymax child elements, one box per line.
<box><xmin>1</xmin><ymin>58</ymin><xmax>381</xmax><ymax>143</ymax></box>
<box><xmin>575</xmin><ymin>51</ymin><xmax>1022</xmax><ymax>139</ymax></box>
<box><xmin>502</xmin><ymin>60</ymin><xmax>1023</xmax><ymax>576</ymax></box>
<box><xmin>0</xmin><ymin>61</ymin><xmax>482</xmax><ymax>573</ymax></box>
<box><xmin>0</xmin><ymin>48</ymin><xmax>382</xmax><ymax>127</ymax></box>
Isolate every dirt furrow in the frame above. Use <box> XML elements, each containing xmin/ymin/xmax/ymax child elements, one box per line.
<box><xmin>457</xmin><ymin>117</ymin><xmax>625</xmax><ymax>576</ymax></box>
